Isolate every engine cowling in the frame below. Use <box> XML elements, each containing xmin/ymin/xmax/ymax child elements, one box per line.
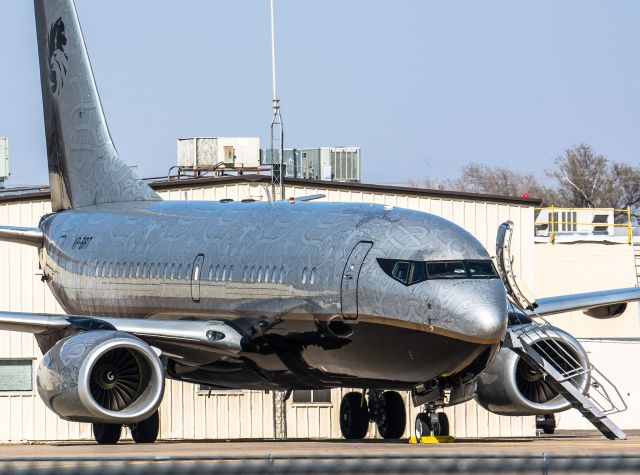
<box><xmin>37</xmin><ymin>330</ymin><xmax>164</xmax><ymax>424</ymax></box>
<box><xmin>476</xmin><ymin>324</ymin><xmax>589</xmax><ymax>416</ymax></box>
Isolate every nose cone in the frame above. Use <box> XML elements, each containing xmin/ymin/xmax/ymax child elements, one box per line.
<box><xmin>437</xmin><ymin>279</ymin><xmax>508</xmax><ymax>344</ymax></box>
<box><xmin>470</xmin><ymin>282</ymin><xmax>509</xmax><ymax>343</ymax></box>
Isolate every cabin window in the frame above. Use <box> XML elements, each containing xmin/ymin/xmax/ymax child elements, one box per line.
<box><xmin>242</xmin><ymin>266</ymin><xmax>248</xmax><ymax>282</ymax></box>
<box><xmin>228</xmin><ymin>265</ymin><xmax>234</xmax><ymax>282</ymax></box>
<box><xmin>250</xmin><ymin>266</ymin><xmax>256</xmax><ymax>283</ymax></box>
<box><xmin>292</xmin><ymin>389</ymin><xmax>331</xmax><ymax>405</ymax></box>
<box><xmin>272</xmin><ymin>266</ymin><xmax>277</xmax><ymax>283</ymax></box>
<box><xmin>222</xmin><ymin>265</ymin><xmax>227</xmax><ymax>281</ymax></box>
<box><xmin>186</xmin><ymin>264</ymin><xmax>192</xmax><ymax>279</ymax></box>
<box><xmin>257</xmin><ymin>266</ymin><xmax>263</xmax><ymax>283</ymax></box>
<box><xmin>310</xmin><ymin>267</ymin><xmax>316</xmax><ymax>285</ymax></box>
<box><xmin>162</xmin><ymin>264</ymin><xmax>168</xmax><ymax>279</ymax></box>
<box><xmin>129</xmin><ymin>262</ymin><xmax>135</xmax><ymax>278</ymax></box>
<box><xmin>279</xmin><ymin>266</ymin><xmax>284</xmax><ymax>284</ymax></box>
<box><xmin>95</xmin><ymin>262</ymin><xmax>101</xmax><ymax>277</ymax></box>
<box><xmin>302</xmin><ymin>267</ymin><xmax>308</xmax><ymax>284</ymax></box>
<box><xmin>265</xmin><ymin>267</ymin><xmax>271</xmax><ymax>283</ymax></box>
<box><xmin>215</xmin><ymin>264</ymin><xmax>221</xmax><ymax>281</ymax></box>
<box><xmin>177</xmin><ymin>264</ymin><xmax>184</xmax><ymax>279</ymax></box>
<box><xmin>170</xmin><ymin>263</ymin><xmax>176</xmax><ymax>280</ymax></box>
<box><xmin>108</xmin><ymin>262</ymin><xmax>114</xmax><ymax>278</ymax></box>
<box><xmin>208</xmin><ymin>265</ymin><xmax>214</xmax><ymax>281</ymax></box>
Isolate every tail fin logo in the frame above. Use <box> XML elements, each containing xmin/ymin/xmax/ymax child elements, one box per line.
<box><xmin>48</xmin><ymin>18</ymin><xmax>68</xmax><ymax>95</ymax></box>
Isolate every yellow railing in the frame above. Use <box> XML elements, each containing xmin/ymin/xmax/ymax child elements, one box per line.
<box><xmin>534</xmin><ymin>206</ymin><xmax>632</xmax><ymax>245</ymax></box>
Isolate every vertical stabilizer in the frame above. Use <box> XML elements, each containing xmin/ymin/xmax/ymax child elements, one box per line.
<box><xmin>34</xmin><ymin>0</ymin><xmax>160</xmax><ymax>211</ymax></box>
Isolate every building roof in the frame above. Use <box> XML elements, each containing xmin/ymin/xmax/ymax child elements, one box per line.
<box><xmin>0</xmin><ymin>174</ymin><xmax>541</xmax><ymax>206</ymax></box>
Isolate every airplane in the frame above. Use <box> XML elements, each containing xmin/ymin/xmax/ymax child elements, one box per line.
<box><xmin>0</xmin><ymin>0</ymin><xmax>638</xmax><ymax>445</ymax></box>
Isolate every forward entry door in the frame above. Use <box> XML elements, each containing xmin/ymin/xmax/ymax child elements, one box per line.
<box><xmin>340</xmin><ymin>241</ymin><xmax>373</xmax><ymax>319</ymax></box>
<box><xmin>191</xmin><ymin>254</ymin><xmax>205</xmax><ymax>302</ymax></box>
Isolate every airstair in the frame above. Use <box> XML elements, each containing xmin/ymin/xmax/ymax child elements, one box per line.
<box><xmin>496</xmin><ymin>221</ymin><xmax>627</xmax><ymax>440</ymax></box>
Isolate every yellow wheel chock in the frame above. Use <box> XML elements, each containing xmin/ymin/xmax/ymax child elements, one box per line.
<box><xmin>409</xmin><ymin>435</ymin><xmax>455</xmax><ymax>444</ymax></box>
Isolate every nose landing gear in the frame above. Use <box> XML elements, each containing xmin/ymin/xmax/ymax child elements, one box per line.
<box><xmin>339</xmin><ymin>390</ymin><xmax>407</xmax><ymax>440</ymax></box>
<box><xmin>415</xmin><ymin>403</ymin><xmax>450</xmax><ymax>439</ymax></box>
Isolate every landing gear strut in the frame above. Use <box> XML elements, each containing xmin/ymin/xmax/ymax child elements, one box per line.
<box><xmin>415</xmin><ymin>403</ymin><xmax>449</xmax><ymax>439</ymax></box>
<box><xmin>339</xmin><ymin>390</ymin><xmax>407</xmax><ymax>440</ymax></box>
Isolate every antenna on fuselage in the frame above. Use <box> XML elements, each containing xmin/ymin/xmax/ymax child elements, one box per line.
<box><xmin>269</xmin><ymin>0</ymin><xmax>285</xmax><ymax>202</ymax></box>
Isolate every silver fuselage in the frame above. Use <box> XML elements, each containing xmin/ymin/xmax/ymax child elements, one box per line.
<box><xmin>39</xmin><ymin>200</ymin><xmax>508</xmax><ymax>390</ymax></box>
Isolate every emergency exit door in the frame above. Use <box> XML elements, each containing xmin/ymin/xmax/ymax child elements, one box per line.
<box><xmin>191</xmin><ymin>254</ymin><xmax>205</xmax><ymax>302</ymax></box>
<box><xmin>340</xmin><ymin>241</ymin><xmax>373</xmax><ymax>319</ymax></box>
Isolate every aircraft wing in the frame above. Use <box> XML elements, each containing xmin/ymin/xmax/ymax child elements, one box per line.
<box><xmin>0</xmin><ymin>311</ymin><xmax>244</xmax><ymax>355</ymax></box>
<box><xmin>527</xmin><ymin>287</ymin><xmax>640</xmax><ymax>318</ymax></box>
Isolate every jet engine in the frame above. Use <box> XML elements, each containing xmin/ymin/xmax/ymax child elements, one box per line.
<box><xmin>37</xmin><ymin>330</ymin><xmax>164</xmax><ymax>424</ymax></box>
<box><xmin>476</xmin><ymin>324</ymin><xmax>589</xmax><ymax>416</ymax></box>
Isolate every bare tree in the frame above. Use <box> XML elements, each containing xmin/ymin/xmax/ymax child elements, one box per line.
<box><xmin>424</xmin><ymin>163</ymin><xmax>558</xmax><ymax>205</ymax></box>
<box><xmin>410</xmin><ymin>143</ymin><xmax>638</xmax><ymax>212</ymax></box>
<box><xmin>611</xmin><ymin>163</ymin><xmax>640</xmax><ymax>210</ymax></box>
<box><xmin>550</xmin><ymin>144</ymin><xmax>614</xmax><ymax>208</ymax></box>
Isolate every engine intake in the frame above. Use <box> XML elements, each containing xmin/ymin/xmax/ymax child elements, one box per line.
<box><xmin>476</xmin><ymin>324</ymin><xmax>589</xmax><ymax>416</ymax></box>
<box><xmin>37</xmin><ymin>330</ymin><xmax>164</xmax><ymax>424</ymax></box>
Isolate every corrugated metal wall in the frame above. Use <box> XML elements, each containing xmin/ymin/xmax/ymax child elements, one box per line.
<box><xmin>0</xmin><ymin>181</ymin><xmax>535</xmax><ymax>442</ymax></box>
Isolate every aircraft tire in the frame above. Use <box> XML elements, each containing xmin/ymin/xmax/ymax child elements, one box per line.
<box><xmin>131</xmin><ymin>410</ymin><xmax>160</xmax><ymax>443</ymax></box>
<box><xmin>414</xmin><ymin>413</ymin><xmax>430</xmax><ymax>439</ymax></box>
<box><xmin>340</xmin><ymin>392</ymin><xmax>369</xmax><ymax>439</ymax></box>
<box><xmin>434</xmin><ymin>412</ymin><xmax>450</xmax><ymax>437</ymax></box>
<box><xmin>377</xmin><ymin>391</ymin><xmax>406</xmax><ymax>439</ymax></box>
<box><xmin>93</xmin><ymin>422</ymin><xmax>122</xmax><ymax>445</ymax></box>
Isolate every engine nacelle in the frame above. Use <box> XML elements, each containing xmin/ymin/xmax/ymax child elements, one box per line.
<box><xmin>37</xmin><ymin>330</ymin><xmax>164</xmax><ymax>424</ymax></box>
<box><xmin>476</xmin><ymin>324</ymin><xmax>589</xmax><ymax>416</ymax></box>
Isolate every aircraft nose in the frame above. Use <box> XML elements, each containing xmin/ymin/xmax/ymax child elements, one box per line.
<box><xmin>471</xmin><ymin>299</ymin><xmax>508</xmax><ymax>344</ymax></box>
<box><xmin>443</xmin><ymin>279</ymin><xmax>508</xmax><ymax>344</ymax></box>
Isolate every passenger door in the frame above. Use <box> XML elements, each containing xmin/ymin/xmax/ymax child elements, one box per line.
<box><xmin>341</xmin><ymin>241</ymin><xmax>373</xmax><ymax>319</ymax></box>
<box><xmin>191</xmin><ymin>254</ymin><xmax>205</xmax><ymax>302</ymax></box>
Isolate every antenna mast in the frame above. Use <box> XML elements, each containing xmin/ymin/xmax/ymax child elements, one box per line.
<box><xmin>270</xmin><ymin>0</ymin><xmax>285</xmax><ymax>200</ymax></box>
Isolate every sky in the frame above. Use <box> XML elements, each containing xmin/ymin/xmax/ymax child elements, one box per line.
<box><xmin>0</xmin><ymin>1</ymin><xmax>638</xmax><ymax>187</ymax></box>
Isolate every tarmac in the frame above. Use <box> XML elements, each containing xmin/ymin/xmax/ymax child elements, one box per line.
<box><xmin>1</xmin><ymin>432</ymin><xmax>639</xmax><ymax>473</ymax></box>
<box><xmin>0</xmin><ymin>432</ymin><xmax>639</xmax><ymax>458</ymax></box>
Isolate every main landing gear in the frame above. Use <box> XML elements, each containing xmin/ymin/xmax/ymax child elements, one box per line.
<box><xmin>414</xmin><ymin>403</ymin><xmax>450</xmax><ymax>439</ymax></box>
<box><xmin>339</xmin><ymin>390</ymin><xmax>407</xmax><ymax>439</ymax></box>
<box><xmin>92</xmin><ymin>410</ymin><xmax>160</xmax><ymax>445</ymax></box>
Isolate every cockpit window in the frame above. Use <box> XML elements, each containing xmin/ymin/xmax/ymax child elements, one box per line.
<box><xmin>466</xmin><ymin>260</ymin><xmax>497</xmax><ymax>278</ymax></box>
<box><xmin>426</xmin><ymin>261</ymin><xmax>467</xmax><ymax>279</ymax></box>
<box><xmin>409</xmin><ymin>261</ymin><xmax>426</xmax><ymax>284</ymax></box>
<box><xmin>392</xmin><ymin>261</ymin><xmax>410</xmax><ymax>283</ymax></box>
<box><xmin>377</xmin><ymin>258</ymin><xmax>498</xmax><ymax>285</ymax></box>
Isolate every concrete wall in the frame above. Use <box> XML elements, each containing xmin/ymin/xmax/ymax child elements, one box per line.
<box><xmin>534</xmin><ymin>241</ymin><xmax>639</xmax><ymax>430</ymax></box>
<box><xmin>0</xmin><ymin>180</ymin><xmax>536</xmax><ymax>442</ymax></box>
